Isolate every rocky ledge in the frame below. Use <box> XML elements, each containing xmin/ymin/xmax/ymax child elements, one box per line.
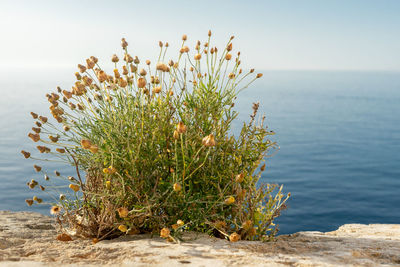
<box><xmin>0</xmin><ymin>211</ymin><xmax>399</xmax><ymax>266</ymax></box>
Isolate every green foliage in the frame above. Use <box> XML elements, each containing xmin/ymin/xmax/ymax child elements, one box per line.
<box><xmin>23</xmin><ymin>33</ymin><xmax>289</xmax><ymax>242</ymax></box>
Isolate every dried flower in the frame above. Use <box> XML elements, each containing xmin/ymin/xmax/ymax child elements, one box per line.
<box><xmin>25</xmin><ymin>199</ymin><xmax>34</xmax><ymax>206</ymax></box>
<box><xmin>55</xmin><ymin>171</ymin><xmax>60</xmax><ymax>176</ymax></box>
<box><xmin>111</xmin><ymin>54</ymin><xmax>119</xmax><ymax>63</ymax></box>
<box><xmin>224</xmin><ymin>196</ymin><xmax>235</xmax><ymax>205</ymax></box>
<box><xmin>260</xmin><ymin>163</ymin><xmax>266</xmax><ymax>171</ymax></box>
<box><xmin>160</xmin><ymin>227</ymin><xmax>170</xmax><ymax>238</ymax></box>
<box><xmin>182</xmin><ymin>34</ymin><xmax>187</xmax><ymax>41</ymax></box>
<box><xmin>194</xmin><ymin>53</ymin><xmax>201</xmax><ymax>60</ymax></box>
<box><xmin>242</xmin><ymin>220</ymin><xmax>253</xmax><ymax>230</ymax></box>
<box><xmin>229</xmin><ymin>232</ymin><xmax>240</xmax><ymax>242</ymax></box>
<box><xmin>97</xmin><ymin>70</ymin><xmax>108</xmax><ymax>83</ymax></box>
<box><xmin>56</xmin><ymin>148</ymin><xmax>65</xmax><ymax>153</ymax></box>
<box><xmin>59</xmin><ymin>194</ymin><xmax>66</xmax><ymax>201</ymax></box>
<box><xmin>21</xmin><ymin>150</ymin><xmax>31</xmax><ymax>159</ymax></box>
<box><xmin>78</xmin><ymin>64</ymin><xmax>87</xmax><ymax>73</ymax></box>
<box><xmin>121</xmin><ymin>38</ymin><xmax>128</xmax><ymax>48</ymax></box>
<box><xmin>202</xmin><ymin>134</ymin><xmax>216</xmax><ymax>147</ymax></box>
<box><xmin>89</xmin><ymin>145</ymin><xmax>98</xmax><ymax>153</ymax></box>
<box><xmin>57</xmin><ymin>233</ymin><xmax>72</xmax><ymax>241</ymax></box>
<box><xmin>81</xmin><ymin>139</ymin><xmax>92</xmax><ymax>149</ymax></box>
<box><xmin>69</xmin><ymin>184</ymin><xmax>80</xmax><ymax>192</ymax></box>
<box><xmin>235</xmin><ymin>173</ymin><xmax>245</xmax><ymax>183</ymax></box>
<box><xmin>225</xmin><ymin>53</ymin><xmax>232</xmax><ymax>60</ymax></box>
<box><xmin>118</xmin><ymin>225</ymin><xmax>128</xmax><ymax>232</ymax></box>
<box><xmin>256</xmin><ymin>73</ymin><xmax>263</xmax><ymax>78</ymax></box>
<box><xmin>86</xmin><ymin>58</ymin><xmax>95</xmax><ymax>69</ymax></box>
<box><xmin>173</xmin><ymin>183</ymin><xmax>182</xmax><ymax>192</ymax></box>
<box><xmin>173</xmin><ymin>130</ymin><xmax>179</xmax><ymax>140</ymax></box>
<box><xmin>177</xmin><ymin>220</ymin><xmax>184</xmax><ymax>227</ymax></box>
<box><xmin>152</xmin><ymin>86</ymin><xmax>162</xmax><ymax>94</ymax></box>
<box><xmin>30</xmin><ymin>112</ymin><xmax>38</xmax><ymax>119</ymax></box>
<box><xmin>33</xmin><ymin>165</ymin><xmax>42</xmax><ymax>172</ymax></box>
<box><xmin>50</xmin><ymin>206</ymin><xmax>61</xmax><ymax>215</ymax></box>
<box><xmin>117</xmin><ymin>207</ymin><xmax>129</xmax><ymax>218</ymax></box>
<box><xmin>39</xmin><ymin>185</ymin><xmax>45</xmax><ymax>191</ymax></box>
<box><xmin>137</xmin><ymin>77</ymin><xmax>146</xmax><ymax>88</ymax></box>
<box><xmin>49</xmin><ymin>135</ymin><xmax>59</xmax><ymax>142</ymax></box>
<box><xmin>156</xmin><ymin>62</ymin><xmax>169</xmax><ymax>72</ymax></box>
<box><xmin>176</xmin><ymin>121</ymin><xmax>187</xmax><ymax>134</ymax></box>
<box><xmin>228</xmin><ymin>73</ymin><xmax>235</xmax><ymax>79</ymax></box>
<box><xmin>139</xmin><ymin>68</ymin><xmax>147</xmax><ymax>76</ymax></box>
<box><xmin>39</xmin><ymin>116</ymin><xmax>48</xmax><ymax>123</ymax></box>
<box><xmin>28</xmin><ymin>133</ymin><xmax>40</xmax><ymax>142</ymax></box>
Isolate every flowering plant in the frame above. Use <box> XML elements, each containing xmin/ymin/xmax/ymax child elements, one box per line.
<box><xmin>22</xmin><ymin>31</ymin><xmax>289</xmax><ymax>242</ymax></box>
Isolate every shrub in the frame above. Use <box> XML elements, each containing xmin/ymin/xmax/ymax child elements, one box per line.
<box><xmin>22</xmin><ymin>31</ymin><xmax>289</xmax><ymax>242</ymax></box>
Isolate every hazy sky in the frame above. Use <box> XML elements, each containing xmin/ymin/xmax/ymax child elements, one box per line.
<box><xmin>0</xmin><ymin>0</ymin><xmax>399</xmax><ymax>71</ymax></box>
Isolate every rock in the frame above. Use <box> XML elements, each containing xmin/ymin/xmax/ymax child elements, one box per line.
<box><xmin>0</xmin><ymin>211</ymin><xmax>399</xmax><ymax>266</ymax></box>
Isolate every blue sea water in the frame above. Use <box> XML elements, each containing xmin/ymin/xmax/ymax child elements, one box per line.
<box><xmin>0</xmin><ymin>69</ymin><xmax>399</xmax><ymax>234</ymax></box>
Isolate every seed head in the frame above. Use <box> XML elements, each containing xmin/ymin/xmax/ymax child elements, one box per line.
<box><xmin>56</xmin><ymin>148</ymin><xmax>65</xmax><ymax>153</ymax></box>
<box><xmin>242</xmin><ymin>220</ymin><xmax>253</xmax><ymax>230</ymax></box>
<box><xmin>122</xmin><ymin>66</ymin><xmax>129</xmax><ymax>75</ymax></box>
<box><xmin>208</xmin><ymin>30</ymin><xmax>212</xmax><ymax>37</ymax></box>
<box><xmin>55</xmin><ymin>171</ymin><xmax>60</xmax><ymax>176</ymax></box>
<box><xmin>146</xmin><ymin>60</ymin><xmax>151</xmax><ymax>65</ymax></box>
<box><xmin>160</xmin><ymin>228</ymin><xmax>170</xmax><ymax>238</ymax></box>
<box><xmin>49</xmin><ymin>135</ymin><xmax>59</xmax><ymax>142</ymax></box>
<box><xmin>63</xmin><ymin>125</ymin><xmax>70</xmax><ymax>131</ymax></box>
<box><xmin>121</xmin><ymin>38</ymin><xmax>128</xmax><ymax>48</ymax></box>
<box><xmin>139</xmin><ymin>68</ymin><xmax>147</xmax><ymax>76</ymax></box>
<box><xmin>59</xmin><ymin>194</ymin><xmax>66</xmax><ymax>200</ymax></box>
<box><xmin>229</xmin><ymin>232</ymin><xmax>240</xmax><ymax>242</ymax></box>
<box><xmin>159</xmin><ymin>41</ymin><xmax>163</xmax><ymax>47</ymax></box>
<box><xmin>39</xmin><ymin>116</ymin><xmax>48</xmax><ymax>123</ymax></box>
<box><xmin>78</xmin><ymin>64</ymin><xmax>87</xmax><ymax>73</ymax></box>
<box><xmin>176</xmin><ymin>121</ymin><xmax>187</xmax><ymax>134</ymax></box>
<box><xmin>81</xmin><ymin>139</ymin><xmax>92</xmax><ymax>149</ymax></box>
<box><xmin>137</xmin><ymin>77</ymin><xmax>147</xmax><ymax>88</ymax></box>
<box><xmin>35</xmin><ymin>121</ymin><xmax>42</xmax><ymax>127</ymax></box>
<box><xmin>225</xmin><ymin>54</ymin><xmax>232</xmax><ymax>60</ymax></box>
<box><xmin>235</xmin><ymin>173</ymin><xmax>245</xmax><ymax>183</ymax></box>
<box><xmin>177</xmin><ymin>220</ymin><xmax>184</xmax><ymax>227</ymax></box>
<box><xmin>228</xmin><ymin>73</ymin><xmax>235</xmax><ymax>79</ymax></box>
<box><xmin>156</xmin><ymin>62</ymin><xmax>169</xmax><ymax>72</ymax></box>
<box><xmin>90</xmin><ymin>56</ymin><xmax>98</xmax><ymax>64</ymax></box>
<box><xmin>202</xmin><ymin>134</ymin><xmax>216</xmax><ymax>147</ymax></box>
<box><xmin>21</xmin><ymin>150</ymin><xmax>31</xmax><ymax>159</ymax></box>
<box><xmin>117</xmin><ymin>207</ymin><xmax>129</xmax><ymax>218</ymax></box>
<box><xmin>30</xmin><ymin>112</ymin><xmax>38</xmax><ymax>119</ymax></box>
<box><xmin>256</xmin><ymin>73</ymin><xmax>263</xmax><ymax>78</ymax></box>
<box><xmin>152</xmin><ymin>86</ymin><xmax>162</xmax><ymax>94</ymax></box>
<box><xmin>89</xmin><ymin>145</ymin><xmax>99</xmax><ymax>153</ymax></box>
<box><xmin>260</xmin><ymin>163</ymin><xmax>266</xmax><ymax>171</ymax></box>
<box><xmin>39</xmin><ymin>185</ymin><xmax>45</xmax><ymax>191</ymax></box>
<box><xmin>133</xmin><ymin>56</ymin><xmax>140</xmax><ymax>64</ymax></box>
<box><xmin>130</xmin><ymin>64</ymin><xmax>137</xmax><ymax>73</ymax></box>
<box><xmin>33</xmin><ymin>165</ymin><xmax>42</xmax><ymax>172</ymax></box>
<box><xmin>124</xmin><ymin>54</ymin><xmax>133</xmax><ymax>63</ymax></box>
<box><xmin>25</xmin><ymin>199</ymin><xmax>34</xmax><ymax>206</ymax></box>
<box><xmin>182</xmin><ymin>34</ymin><xmax>187</xmax><ymax>41</ymax></box>
<box><xmin>86</xmin><ymin>58</ymin><xmax>95</xmax><ymax>69</ymax></box>
<box><xmin>194</xmin><ymin>53</ymin><xmax>202</xmax><ymax>60</ymax></box>
<box><xmin>97</xmin><ymin>70</ymin><xmax>108</xmax><ymax>83</ymax></box>
<box><xmin>111</xmin><ymin>54</ymin><xmax>119</xmax><ymax>63</ymax></box>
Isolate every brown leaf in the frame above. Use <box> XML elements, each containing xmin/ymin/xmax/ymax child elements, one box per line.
<box><xmin>56</xmin><ymin>233</ymin><xmax>72</xmax><ymax>241</ymax></box>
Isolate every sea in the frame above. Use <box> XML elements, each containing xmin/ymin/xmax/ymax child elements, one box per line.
<box><xmin>1</xmin><ymin>69</ymin><xmax>399</xmax><ymax>235</ymax></box>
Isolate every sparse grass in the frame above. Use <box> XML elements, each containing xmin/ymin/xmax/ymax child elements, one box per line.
<box><xmin>22</xmin><ymin>31</ymin><xmax>289</xmax><ymax>242</ymax></box>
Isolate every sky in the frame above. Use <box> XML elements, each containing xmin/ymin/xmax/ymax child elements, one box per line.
<box><xmin>0</xmin><ymin>0</ymin><xmax>399</xmax><ymax>71</ymax></box>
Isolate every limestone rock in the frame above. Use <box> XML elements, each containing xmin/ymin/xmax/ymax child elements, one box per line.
<box><xmin>0</xmin><ymin>211</ymin><xmax>399</xmax><ymax>266</ymax></box>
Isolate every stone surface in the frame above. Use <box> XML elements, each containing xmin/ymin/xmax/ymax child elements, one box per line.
<box><xmin>0</xmin><ymin>211</ymin><xmax>399</xmax><ymax>266</ymax></box>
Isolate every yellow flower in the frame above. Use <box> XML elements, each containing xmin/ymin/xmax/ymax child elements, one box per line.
<box><xmin>229</xmin><ymin>232</ymin><xmax>240</xmax><ymax>242</ymax></box>
<box><xmin>177</xmin><ymin>220</ymin><xmax>184</xmax><ymax>227</ymax></box>
<box><xmin>103</xmin><ymin>168</ymin><xmax>109</xmax><ymax>174</ymax></box>
<box><xmin>105</xmin><ymin>181</ymin><xmax>111</xmax><ymax>189</ymax></box>
<box><xmin>160</xmin><ymin>228</ymin><xmax>170</xmax><ymax>238</ymax></box>
<box><xmin>118</xmin><ymin>225</ymin><xmax>128</xmax><ymax>232</ymax></box>
<box><xmin>69</xmin><ymin>184</ymin><xmax>80</xmax><ymax>192</ymax></box>
<box><xmin>117</xmin><ymin>207</ymin><xmax>129</xmax><ymax>218</ymax></box>
<box><xmin>224</xmin><ymin>196</ymin><xmax>235</xmax><ymax>205</ymax></box>
<box><xmin>173</xmin><ymin>183</ymin><xmax>182</xmax><ymax>192</ymax></box>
